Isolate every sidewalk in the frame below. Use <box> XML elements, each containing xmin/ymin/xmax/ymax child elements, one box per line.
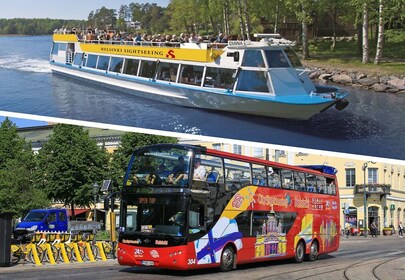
<box><xmin>0</xmin><ymin>258</ymin><xmax>118</xmax><ymax>273</ymax></box>
<box><xmin>340</xmin><ymin>233</ymin><xmax>404</xmax><ymax>242</ymax></box>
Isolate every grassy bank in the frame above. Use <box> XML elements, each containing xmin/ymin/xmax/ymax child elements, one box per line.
<box><xmin>301</xmin><ymin>30</ymin><xmax>405</xmax><ymax>76</ymax></box>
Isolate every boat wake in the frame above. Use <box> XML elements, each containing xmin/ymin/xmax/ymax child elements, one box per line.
<box><xmin>164</xmin><ymin>121</ymin><xmax>202</xmax><ymax>135</ymax></box>
<box><xmin>0</xmin><ymin>56</ymin><xmax>51</xmax><ymax>73</ymax></box>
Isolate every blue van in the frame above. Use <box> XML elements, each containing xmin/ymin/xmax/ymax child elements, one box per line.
<box><xmin>13</xmin><ymin>209</ymin><xmax>69</xmax><ymax>239</ymax></box>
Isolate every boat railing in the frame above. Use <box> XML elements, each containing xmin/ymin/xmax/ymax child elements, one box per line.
<box><xmin>76</xmin><ymin>38</ymin><xmax>227</xmax><ymax>50</ymax></box>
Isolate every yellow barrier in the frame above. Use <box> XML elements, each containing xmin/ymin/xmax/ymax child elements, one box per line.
<box><xmin>12</xmin><ymin>232</ymin><xmax>114</xmax><ymax>266</ymax></box>
<box><xmin>30</xmin><ymin>244</ymin><xmax>43</xmax><ymax>266</ymax></box>
<box><xmin>96</xmin><ymin>241</ymin><xmax>107</xmax><ymax>261</ymax></box>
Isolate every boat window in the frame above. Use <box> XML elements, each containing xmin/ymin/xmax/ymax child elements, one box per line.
<box><xmin>123</xmin><ymin>59</ymin><xmax>139</xmax><ymax>76</ymax></box>
<box><xmin>284</xmin><ymin>47</ymin><xmax>303</xmax><ymax>68</ymax></box>
<box><xmin>52</xmin><ymin>43</ymin><xmax>59</xmax><ymax>55</ymax></box>
<box><xmin>204</xmin><ymin>68</ymin><xmax>234</xmax><ymax>89</ymax></box>
<box><xmin>97</xmin><ymin>55</ymin><xmax>110</xmax><ymax>71</ymax></box>
<box><xmin>86</xmin><ymin>54</ymin><xmax>97</xmax><ymax>68</ymax></box>
<box><xmin>241</xmin><ymin>50</ymin><xmax>265</xmax><ymax>67</ymax></box>
<box><xmin>58</xmin><ymin>43</ymin><xmax>67</xmax><ymax>52</ymax></box>
<box><xmin>264</xmin><ymin>50</ymin><xmax>290</xmax><ymax>68</ymax></box>
<box><xmin>156</xmin><ymin>62</ymin><xmax>178</xmax><ymax>82</ymax></box>
<box><xmin>109</xmin><ymin>57</ymin><xmax>124</xmax><ymax>73</ymax></box>
<box><xmin>180</xmin><ymin>65</ymin><xmax>204</xmax><ymax>86</ymax></box>
<box><xmin>268</xmin><ymin>167</ymin><xmax>282</xmax><ymax>188</ymax></box>
<box><xmin>235</xmin><ymin>70</ymin><xmax>269</xmax><ymax>93</ymax></box>
<box><xmin>72</xmin><ymin>53</ymin><xmax>83</xmax><ymax>66</ymax></box>
<box><xmin>140</xmin><ymin>60</ymin><xmax>157</xmax><ymax>78</ymax></box>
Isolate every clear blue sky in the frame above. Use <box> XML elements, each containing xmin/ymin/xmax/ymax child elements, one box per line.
<box><xmin>0</xmin><ymin>116</ymin><xmax>48</xmax><ymax>128</ymax></box>
<box><xmin>0</xmin><ymin>0</ymin><xmax>170</xmax><ymax>20</ymax></box>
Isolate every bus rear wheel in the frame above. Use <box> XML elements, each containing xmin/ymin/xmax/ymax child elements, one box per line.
<box><xmin>305</xmin><ymin>241</ymin><xmax>319</xmax><ymax>261</ymax></box>
<box><xmin>219</xmin><ymin>245</ymin><xmax>235</xmax><ymax>272</ymax></box>
<box><xmin>294</xmin><ymin>241</ymin><xmax>305</xmax><ymax>263</ymax></box>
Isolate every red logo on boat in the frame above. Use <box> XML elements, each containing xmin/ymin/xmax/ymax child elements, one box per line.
<box><xmin>232</xmin><ymin>194</ymin><xmax>244</xmax><ymax>209</ymax></box>
<box><xmin>166</xmin><ymin>50</ymin><xmax>175</xmax><ymax>59</ymax></box>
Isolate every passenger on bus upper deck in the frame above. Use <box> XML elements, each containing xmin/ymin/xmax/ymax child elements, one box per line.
<box><xmin>167</xmin><ymin>156</ymin><xmax>187</xmax><ymax>184</ymax></box>
<box><xmin>193</xmin><ymin>158</ymin><xmax>206</xmax><ymax>180</ymax></box>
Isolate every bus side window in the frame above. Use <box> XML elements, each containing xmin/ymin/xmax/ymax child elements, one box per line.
<box><xmin>293</xmin><ymin>172</ymin><xmax>306</xmax><ymax>191</ymax></box>
<box><xmin>268</xmin><ymin>167</ymin><xmax>281</xmax><ymax>188</ymax></box>
<box><xmin>252</xmin><ymin>164</ymin><xmax>267</xmax><ymax>187</ymax></box>
<box><xmin>326</xmin><ymin>178</ymin><xmax>336</xmax><ymax>195</ymax></box>
<box><xmin>281</xmin><ymin>169</ymin><xmax>294</xmax><ymax>189</ymax></box>
<box><xmin>224</xmin><ymin>158</ymin><xmax>251</xmax><ymax>191</ymax></box>
<box><xmin>234</xmin><ymin>211</ymin><xmax>251</xmax><ymax>237</ymax></box>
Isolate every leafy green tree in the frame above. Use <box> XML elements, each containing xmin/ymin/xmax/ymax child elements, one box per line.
<box><xmin>108</xmin><ymin>133</ymin><xmax>177</xmax><ymax>190</ymax></box>
<box><xmin>0</xmin><ymin>118</ymin><xmax>49</xmax><ymax>216</ymax></box>
<box><xmin>88</xmin><ymin>6</ymin><xmax>117</xmax><ymax>30</ymax></box>
<box><xmin>35</xmin><ymin>124</ymin><xmax>109</xmax><ymax>218</ymax></box>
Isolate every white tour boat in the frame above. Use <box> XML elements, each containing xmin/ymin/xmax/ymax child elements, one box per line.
<box><xmin>50</xmin><ymin>32</ymin><xmax>349</xmax><ymax>120</ymax></box>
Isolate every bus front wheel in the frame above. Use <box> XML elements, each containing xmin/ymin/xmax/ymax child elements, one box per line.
<box><xmin>305</xmin><ymin>240</ymin><xmax>319</xmax><ymax>261</ymax></box>
<box><xmin>219</xmin><ymin>245</ymin><xmax>235</xmax><ymax>272</ymax></box>
<box><xmin>294</xmin><ymin>241</ymin><xmax>305</xmax><ymax>263</ymax></box>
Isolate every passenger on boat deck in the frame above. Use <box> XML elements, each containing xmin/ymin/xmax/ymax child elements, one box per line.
<box><xmin>216</xmin><ymin>33</ymin><xmax>223</xmax><ymax>43</ymax></box>
<box><xmin>165</xmin><ymin>34</ymin><xmax>171</xmax><ymax>41</ymax></box>
<box><xmin>170</xmin><ymin>35</ymin><xmax>179</xmax><ymax>45</ymax></box>
<box><xmin>134</xmin><ymin>33</ymin><xmax>142</xmax><ymax>44</ymax></box>
<box><xmin>221</xmin><ymin>34</ymin><xmax>228</xmax><ymax>44</ymax></box>
<box><xmin>179</xmin><ymin>33</ymin><xmax>186</xmax><ymax>43</ymax></box>
<box><xmin>184</xmin><ymin>33</ymin><xmax>190</xmax><ymax>43</ymax></box>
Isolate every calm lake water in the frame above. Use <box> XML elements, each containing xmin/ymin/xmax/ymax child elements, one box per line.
<box><xmin>0</xmin><ymin>36</ymin><xmax>404</xmax><ymax>160</ymax></box>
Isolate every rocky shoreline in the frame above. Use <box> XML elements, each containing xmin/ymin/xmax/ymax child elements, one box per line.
<box><xmin>306</xmin><ymin>67</ymin><xmax>405</xmax><ymax>93</ymax></box>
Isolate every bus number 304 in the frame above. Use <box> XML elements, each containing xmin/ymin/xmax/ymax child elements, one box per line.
<box><xmin>188</xmin><ymin>259</ymin><xmax>196</xmax><ymax>265</ymax></box>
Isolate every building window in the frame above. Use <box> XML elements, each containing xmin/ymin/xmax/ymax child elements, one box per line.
<box><xmin>253</xmin><ymin>147</ymin><xmax>263</xmax><ymax>158</ymax></box>
<box><xmin>212</xmin><ymin>143</ymin><xmax>221</xmax><ymax>150</ymax></box>
<box><xmin>233</xmin><ymin>144</ymin><xmax>242</xmax><ymax>155</ymax></box>
<box><xmin>368</xmin><ymin>168</ymin><xmax>378</xmax><ymax>184</ymax></box>
<box><xmin>345</xmin><ymin>168</ymin><xmax>356</xmax><ymax>187</ymax></box>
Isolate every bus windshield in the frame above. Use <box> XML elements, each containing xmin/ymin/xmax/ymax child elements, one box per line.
<box><xmin>124</xmin><ymin>146</ymin><xmax>192</xmax><ymax>187</ymax></box>
<box><xmin>121</xmin><ymin>195</ymin><xmax>188</xmax><ymax>237</ymax></box>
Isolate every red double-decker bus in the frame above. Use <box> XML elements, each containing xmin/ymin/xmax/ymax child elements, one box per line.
<box><xmin>117</xmin><ymin>144</ymin><xmax>340</xmax><ymax>271</ymax></box>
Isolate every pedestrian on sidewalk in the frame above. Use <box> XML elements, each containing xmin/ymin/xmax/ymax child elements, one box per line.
<box><xmin>370</xmin><ymin>220</ymin><xmax>378</xmax><ymax>237</ymax></box>
<box><xmin>398</xmin><ymin>222</ymin><xmax>403</xmax><ymax>238</ymax></box>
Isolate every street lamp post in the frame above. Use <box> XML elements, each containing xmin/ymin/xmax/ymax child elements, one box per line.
<box><xmin>93</xmin><ymin>183</ymin><xmax>100</xmax><ymax>223</ymax></box>
<box><xmin>363</xmin><ymin>163</ymin><xmax>368</xmax><ymax>238</ymax></box>
<box><xmin>362</xmin><ymin>161</ymin><xmax>376</xmax><ymax>238</ymax></box>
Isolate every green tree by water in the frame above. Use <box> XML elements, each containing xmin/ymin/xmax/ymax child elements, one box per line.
<box><xmin>0</xmin><ymin>118</ymin><xmax>49</xmax><ymax>216</ymax></box>
<box><xmin>108</xmin><ymin>132</ymin><xmax>177</xmax><ymax>189</ymax></box>
<box><xmin>35</xmin><ymin>124</ymin><xmax>109</xmax><ymax>219</ymax></box>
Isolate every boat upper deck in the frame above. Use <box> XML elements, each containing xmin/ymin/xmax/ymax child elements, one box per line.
<box><xmin>52</xmin><ymin>33</ymin><xmax>295</xmax><ymax>63</ymax></box>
